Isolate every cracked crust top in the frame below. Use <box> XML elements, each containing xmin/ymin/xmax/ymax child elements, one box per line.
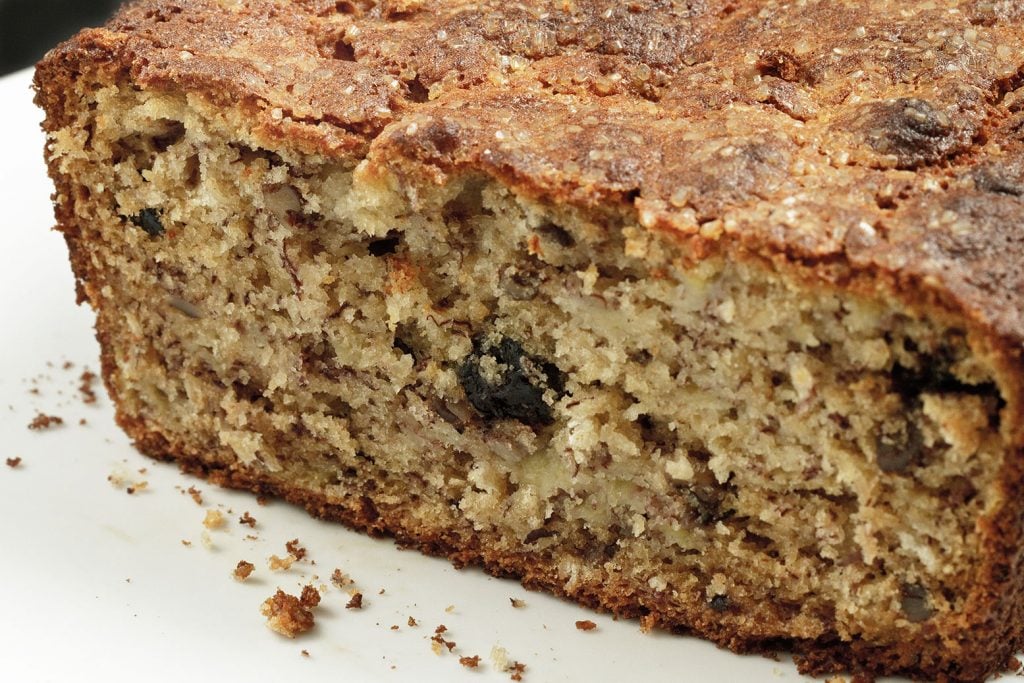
<box><xmin>35</xmin><ymin>0</ymin><xmax>1024</xmax><ymax>347</ymax></box>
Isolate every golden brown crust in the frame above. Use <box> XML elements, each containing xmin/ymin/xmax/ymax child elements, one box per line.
<box><xmin>35</xmin><ymin>0</ymin><xmax>1024</xmax><ymax>346</ymax></box>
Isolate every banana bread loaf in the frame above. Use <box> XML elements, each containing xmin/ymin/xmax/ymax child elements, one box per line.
<box><xmin>34</xmin><ymin>1</ymin><xmax>1024</xmax><ymax>680</ymax></box>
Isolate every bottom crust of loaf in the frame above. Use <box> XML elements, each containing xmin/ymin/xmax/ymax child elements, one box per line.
<box><xmin>116</xmin><ymin>402</ymin><xmax>1022</xmax><ymax>683</ymax></box>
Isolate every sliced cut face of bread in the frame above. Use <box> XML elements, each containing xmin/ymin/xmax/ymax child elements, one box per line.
<box><xmin>34</xmin><ymin>1</ymin><xmax>1024</xmax><ymax>681</ymax></box>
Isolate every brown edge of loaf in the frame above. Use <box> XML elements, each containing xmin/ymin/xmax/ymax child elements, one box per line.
<box><xmin>32</xmin><ymin>32</ymin><xmax>1024</xmax><ymax>683</ymax></box>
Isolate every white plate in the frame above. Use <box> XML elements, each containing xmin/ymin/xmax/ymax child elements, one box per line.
<box><xmin>0</xmin><ymin>66</ymin><xmax>929</xmax><ymax>683</ymax></box>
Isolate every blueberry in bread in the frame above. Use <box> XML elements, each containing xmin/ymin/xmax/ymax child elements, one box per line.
<box><xmin>34</xmin><ymin>1</ymin><xmax>1024</xmax><ymax>680</ymax></box>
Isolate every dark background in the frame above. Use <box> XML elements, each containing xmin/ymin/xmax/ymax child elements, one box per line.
<box><xmin>1</xmin><ymin>0</ymin><xmax>122</xmax><ymax>75</ymax></box>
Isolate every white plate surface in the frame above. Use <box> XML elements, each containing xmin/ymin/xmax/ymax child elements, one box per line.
<box><xmin>0</xmin><ymin>66</ymin><xmax>966</xmax><ymax>683</ymax></box>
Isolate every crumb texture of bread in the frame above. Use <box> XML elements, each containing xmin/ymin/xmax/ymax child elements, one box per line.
<box><xmin>33</xmin><ymin>1</ymin><xmax>1024</xmax><ymax>681</ymax></box>
<box><xmin>233</xmin><ymin>560</ymin><xmax>255</xmax><ymax>582</ymax></box>
<box><xmin>260</xmin><ymin>587</ymin><xmax>320</xmax><ymax>638</ymax></box>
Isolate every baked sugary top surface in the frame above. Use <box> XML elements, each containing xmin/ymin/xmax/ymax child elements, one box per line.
<box><xmin>40</xmin><ymin>0</ymin><xmax>1024</xmax><ymax>345</ymax></box>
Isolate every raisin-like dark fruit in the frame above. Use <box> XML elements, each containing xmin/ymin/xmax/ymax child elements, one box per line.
<box><xmin>130</xmin><ymin>208</ymin><xmax>165</xmax><ymax>237</ymax></box>
<box><xmin>457</xmin><ymin>335</ymin><xmax>565</xmax><ymax>426</ymax></box>
<box><xmin>368</xmin><ymin>234</ymin><xmax>400</xmax><ymax>256</ymax></box>
<box><xmin>709</xmin><ymin>595</ymin><xmax>730</xmax><ymax>612</ymax></box>
<box><xmin>900</xmin><ymin>584</ymin><xmax>934</xmax><ymax>623</ymax></box>
<box><xmin>875</xmin><ymin>422</ymin><xmax>923</xmax><ymax>473</ymax></box>
<box><xmin>686</xmin><ymin>486</ymin><xmax>734</xmax><ymax>525</ymax></box>
<box><xmin>523</xmin><ymin>527</ymin><xmax>557</xmax><ymax>544</ymax></box>
<box><xmin>972</xmin><ymin>161</ymin><xmax>1024</xmax><ymax>197</ymax></box>
<box><xmin>676</xmin><ymin>452</ymin><xmax>734</xmax><ymax>525</ymax></box>
<box><xmin>891</xmin><ymin>359</ymin><xmax>1000</xmax><ymax>402</ymax></box>
<box><xmin>536</xmin><ymin>222</ymin><xmax>575</xmax><ymax>248</ymax></box>
<box><xmin>858</xmin><ymin>98</ymin><xmax>963</xmax><ymax>168</ymax></box>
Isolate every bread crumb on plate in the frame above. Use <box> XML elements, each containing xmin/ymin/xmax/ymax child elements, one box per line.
<box><xmin>260</xmin><ymin>588</ymin><xmax>319</xmax><ymax>638</ymax></box>
<box><xmin>27</xmin><ymin>413</ymin><xmax>63</xmax><ymax>430</ymax></box>
<box><xmin>203</xmin><ymin>509</ymin><xmax>225</xmax><ymax>529</ymax></box>
<box><xmin>233</xmin><ymin>560</ymin><xmax>255</xmax><ymax>581</ymax></box>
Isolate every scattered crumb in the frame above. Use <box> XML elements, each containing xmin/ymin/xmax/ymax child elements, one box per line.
<box><xmin>390</xmin><ymin>625</ymin><xmax>400</xmax><ymax>631</ymax></box>
<box><xmin>78</xmin><ymin>370</ymin><xmax>98</xmax><ymax>404</ymax></box>
<box><xmin>109</xmin><ymin>470</ymin><xmax>146</xmax><ymax>493</ymax></box>
<box><xmin>201</xmin><ymin>530</ymin><xmax>214</xmax><ymax>549</ymax></box>
<box><xmin>491</xmin><ymin>646</ymin><xmax>509</xmax><ymax>671</ymax></box>
<box><xmin>407</xmin><ymin>616</ymin><xmax>418</xmax><ymax>627</ymax></box>
<box><xmin>346</xmin><ymin>592</ymin><xmax>364</xmax><ymax>609</ymax></box>
<box><xmin>181</xmin><ymin>540</ymin><xmax>192</xmax><ymax>547</ymax></box>
<box><xmin>431</xmin><ymin>624</ymin><xmax>456</xmax><ymax>654</ymax></box>
<box><xmin>78</xmin><ymin>418</ymin><xmax>87</xmax><ymax>426</ymax></box>
<box><xmin>28</xmin><ymin>413</ymin><xmax>63</xmax><ymax>430</ymax></box>
<box><xmin>62</xmin><ymin>361</ymin><xmax>74</xmax><ymax>370</ymax></box>
<box><xmin>378</xmin><ymin>588</ymin><xmax>386</xmax><ymax>595</ymax></box>
<box><xmin>300</xmin><ymin>585</ymin><xmax>321</xmax><ymax>608</ymax></box>
<box><xmin>445</xmin><ymin>604</ymin><xmax>455</xmax><ymax>613</ymax></box>
<box><xmin>244</xmin><ymin>534</ymin><xmax>259</xmax><ymax>541</ymax></box>
<box><xmin>6</xmin><ymin>457</ymin><xmax>22</xmax><ymax>468</ymax></box>
<box><xmin>256</xmin><ymin>495</ymin><xmax>269</xmax><ymax>506</ymax></box>
<box><xmin>509</xmin><ymin>598</ymin><xmax>525</xmax><ymax>609</ymax></box>
<box><xmin>125</xmin><ymin>481</ymin><xmax>148</xmax><ymax>495</ymax></box>
<box><xmin>331</xmin><ymin>569</ymin><xmax>353</xmax><ymax>588</ymax></box>
<box><xmin>269</xmin><ymin>539</ymin><xmax>307</xmax><ymax>571</ymax></box>
<box><xmin>187</xmin><ymin>486</ymin><xmax>203</xmax><ymax>505</ymax></box>
<box><xmin>233</xmin><ymin>560</ymin><xmax>255</xmax><ymax>582</ymax></box>
<box><xmin>137</xmin><ymin>468</ymin><xmax>147</xmax><ymax>474</ymax></box>
<box><xmin>285</xmin><ymin>539</ymin><xmax>307</xmax><ymax>561</ymax></box>
<box><xmin>239</xmin><ymin>511</ymin><xmax>257</xmax><ymax>528</ymax></box>
<box><xmin>491</xmin><ymin>646</ymin><xmax>526</xmax><ymax>680</ymax></box>
<box><xmin>260</xmin><ymin>588</ymin><xmax>318</xmax><ymax>638</ymax></box>
<box><xmin>575</xmin><ymin>620</ymin><xmax>597</xmax><ymax>631</ymax></box>
<box><xmin>203</xmin><ymin>509</ymin><xmax>226</xmax><ymax>529</ymax></box>
<box><xmin>269</xmin><ymin>554</ymin><xmax>296</xmax><ymax>571</ymax></box>
<box><xmin>301</xmin><ymin>649</ymin><xmax>310</xmax><ymax>658</ymax></box>
<box><xmin>460</xmin><ymin>655</ymin><xmax>481</xmax><ymax>669</ymax></box>
<box><xmin>639</xmin><ymin>614</ymin><xmax>657</xmax><ymax>633</ymax></box>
